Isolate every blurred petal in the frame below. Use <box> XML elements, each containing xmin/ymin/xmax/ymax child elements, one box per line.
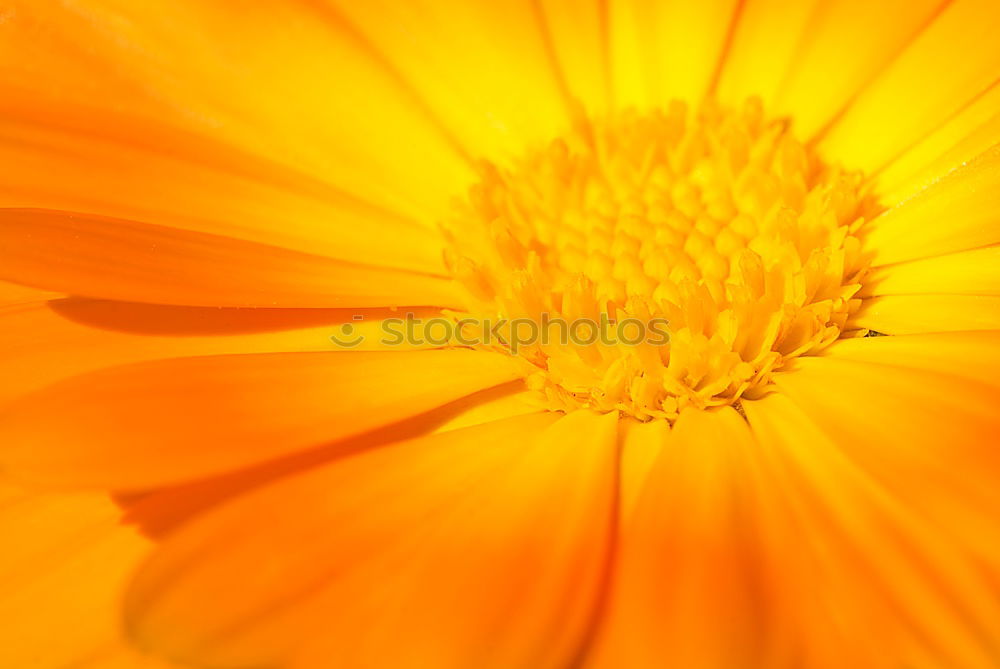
<box><xmin>0</xmin><ymin>209</ymin><xmax>460</xmax><ymax>308</ymax></box>
<box><xmin>0</xmin><ymin>485</ymin><xmax>176</xmax><ymax>668</ymax></box>
<box><xmin>716</xmin><ymin>0</ymin><xmax>819</xmax><ymax>107</ymax></box>
<box><xmin>772</xmin><ymin>0</ymin><xmax>945</xmax><ymax>138</ymax></box>
<box><xmin>759</xmin><ymin>357</ymin><xmax>1000</xmax><ymax>666</ymax></box>
<box><xmin>819</xmin><ymin>0</ymin><xmax>1000</xmax><ymax>172</ymax></box>
<box><xmin>125</xmin><ymin>411</ymin><xmax>618</xmax><ymax>669</ymax></box>
<box><xmin>329</xmin><ymin>0</ymin><xmax>571</xmax><ymax>160</ymax></box>
<box><xmin>0</xmin><ymin>348</ymin><xmax>519</xmax><ymax>488</ymax></box>
<box><xmin>0</xmin><ymin>108</ymin><xmax>449</xmax><ymax>272</ymax></box>
<box><xmin>589</xmin><ymin>408</ymin><xmax>777</xmax><ymax>668</ymax></box>
<box><xmin>537</xmin><ymin>0</ymin><xmax>612</xmax><ymax>115</ymax></box>
<box><xmin>0</xmin><ymin>298</ymin><xmax>444</xmax><ymax>405</ymax></box>
<box><xmin>116</xmin><ymin>382</ymin><xmax>537</xmax><ymax>539</ymax></box>
<box><xmin>0</xmin><ymin>0</ymin><xmax>472</xmax><ymax>220</ymax></box>
<box><xmin>616</xmin><ymin>417</ymin><xmax>666</xmax><ymax>522</ymax></box>
<box><xmin>609</xmin><ymin>0</ymin><xmax>742</xmax><ymax>108</ymax></box>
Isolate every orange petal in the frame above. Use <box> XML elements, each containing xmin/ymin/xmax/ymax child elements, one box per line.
<box><xmin>819</xmin><ymin>0</ymin><xmax>1000</xmax><ymax>173</ymax></box>
<box><xmin>116</xmin><ymin>381</ymin><xmax>535</xmax><ymax>539</ymax></box>
<box><xmin>0</xmin><ymin>279</ymin><xmax>59</xmax><ymax>307</ymax></box>
<box><xmin>589</xmin><ymin>408</ymin><xmax>779</xmax><ymax>668</ymax></box>
<box><xmin>0</xmin><ymin>484</ymin><xmax>179</xmax><ymax>668</ymax></box>
<box><xmin>0</xmin><ymin>348</ymin><xmax>520</xmax><ymax>488</ymax></box>
<box><xmin>756</xmin><ymin>362</ymin><xmax>1000</xmax><ymax>666</ymax></box>
<box><xmin>803</xmin><ymin>334</ymin><xmax>1000</xmax><ymax>568</ymax></box>
<box><xmin>0</xmin><ymin>209</ymin><xmax>460</xmax><ymax>308</ymax></box>
<box><xmin>1</xmin><ymin>0</ymin><xmax>472</xmax><ymax>221</ymax></box>
<box><xmin>616</xmin><ymin>417</ymin><xmax>666</xmax><ymax>522</ymax></box>
<box><xmin>125</xmin><ymin>411</ymin><xmax>617</xmax><ymax>669</ymax></box>
<box><xmin>0</xmin><ymin>108</ymin><xmax>449</xmax><ymax>274</ymax></box>
<box><xmin>861</xmin><ymin>145</ymin><xmax>1000</xmax><ymax>266</ymax></box>
<box><xmin>0</xmin><ymin>298</ymin><xmax>446</xmax><ymax>405</ymax></box>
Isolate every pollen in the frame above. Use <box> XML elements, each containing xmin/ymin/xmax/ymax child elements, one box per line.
<box><xmin>443</xmin><ymin>99</ymin><xmax>879</xmax><ymax>421</ymax></box>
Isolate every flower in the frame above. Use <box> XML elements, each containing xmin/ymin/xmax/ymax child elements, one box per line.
<box><xmin>1</xmin><ymin>0</ymin><xmax>999</xmax><ymax>667</ymax></box>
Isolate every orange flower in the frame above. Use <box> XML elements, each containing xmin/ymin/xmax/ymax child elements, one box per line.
<box><xmin>2</xmin><ymin>0</ymin><xmax>1000</xmax><ymax>667</ymax></box>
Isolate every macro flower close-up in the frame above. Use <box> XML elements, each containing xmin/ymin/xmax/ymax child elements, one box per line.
<box><xmin>2</xmin><ymin>0</ymin><xmax>1000</xmax><ymax>667</ymax></box>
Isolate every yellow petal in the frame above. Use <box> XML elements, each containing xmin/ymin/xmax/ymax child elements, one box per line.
<box><xmin>773</xmin><ymin>0</ymin><xmax>945</xmax><ymax>139</ymax></box>
<box><xmin>125</xmin><ymin>412</ymin><xmax>617</xmax><ymax>669</ymax></box>
<box><xmin>820</xmin><ymin>330</ymin><xmax>1000</xmax><ymax>386</ymax></box>
<box><xmin>819</xmin><ymin>0</ymin><xmax>1000</xmax><ymax>172</ymax></box>
<box><xmin>0</xmin><ymin>348</ymin><xmax>520</xmax><ymax>488</ymax></box>
<box><xmin>852</xmin><ymin>294</ymin><xmax>1000</xmax><ymax>333</ymax></box>
<box><xmin>329</xmin><ymin>0</ymin><xmax>571</xmax><ymax>160</ymax></box>
<box><xmin>875</xmin><ymin>84</ymin><xmax>1000</xmax><ymax>203</ymax></box>
<box><xmin>716</xmin><ymin>0</ymin><xmax>819</xmax><ymax>107</ymax></box>
<box><xmin>608</xmin><ymin>0</ymin><xmax>742</xmax><ymax>109</ymax></box>
<box><xmin>0</xmin><ymin>209</ymin><xmax>460</xmax><ymax>308</ymax></box>
<box><xmin>861</xmin><ymin>145</ymin><xmax>1000</xmax><ymax>266</ymax></box>
<box><xmin>863</xmin><ymin>245</ymin><xmax>1000</xmax><ymax>296</ymax></box>
<box><xmin>537</xmin><ymin>0</ymin><xmax>612</xmax><ymax>115</ymax></box>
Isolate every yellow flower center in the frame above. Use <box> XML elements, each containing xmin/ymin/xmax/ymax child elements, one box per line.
<box><xmin>444</xmin><ymin>99</ymin><xmax>879</xmax><ymax>421</ymax></box>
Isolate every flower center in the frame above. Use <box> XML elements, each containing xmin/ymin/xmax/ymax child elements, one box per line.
<box><xmin>444</xmin><ymin>99</ymin><xmax>879</xmax><ymax>421</ymax></box>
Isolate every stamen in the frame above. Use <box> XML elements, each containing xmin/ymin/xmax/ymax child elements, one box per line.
<box><xmin>444</xmin><ymin>99</ymin><xmax>879</xmax><ymax>421</ymax></box>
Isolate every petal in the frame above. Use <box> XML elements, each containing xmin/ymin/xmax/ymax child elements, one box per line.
<box><xmin>116</xmin><ymin>382</ymin><xmax>537</xmax><ymax>539</ymax></box>
<box><xmin>863</xmin><ymin>246</ymin><xmax>1000</xmax><ymax>297</ymax></box>
<box><xmin>0</xmin><ymin>109</ymin><xmax>449</xmax><ymax>273</ymax></box>
<box><xmin>772</xmin><ymin>0</ymin><xmax>945</xmax><ymax>139</ymax></box>
<box><xmin>0</xmin><ymin>209</ymin><xmax>460</xmax><ymax>308</ymax></box>
<box><xmin>756</xmin><ymin>361</ymin><xmax>1000</xmax><ymax>666</ymax></box>
<box><xmin>819</xmin><ymin>330</ymin><xmax>1000</xmax><ymax>385</ymax></box>
<box><xmin>609</xmin><ymin>0</ymin><xmax>742</xmax><ymax>109</ymax></box>
<box><xmin>818</xmin><ymin>0</ymin><xmax>1000</xmax><ymax>171</ymax></box>
<box><xmin>875</xmin><ymin>85</ymin><xmax>1000</xmax><ymax>204</ymax></box>
<box><xmin>852</xmin><ymin>295</ymin><xmax>1000</xmax><ymax>334</ymax></box>
<box><xmin>0</xmin><ymin>485</ymin><xmax>174</xmax><ymax>667</ymax></box>
<box><xmin>0</xmin><ymin>348</ymin><xmax>520</xmax><ymax>488</ymax></box>
<box><xmin>616</xmin><ymin>417</ymin><xmax>666</xmax><ymax>522</ymax></box>
<box><xmin>537</xmin><ymin>0</ymin><xmax>612</xmax><ymax>115</ymax></box>
<box><xmin>715</xmin><ymin>0</ymin><xmax>819</xmax><ymax>107</ymax></box>
<box><xmin>0</xmin><ymin>298</ymin><xmax>446</xmax><ymax>406</ymax></box>
<box><xmin>861</xmin><ymin>145</ymin><xmax>1000</xmax><ymax>266</ymax></box>
<box><xmin>1</xmin><ymin>0</ymin><xmax>471</xmax><ymax>220</ymax></box>
<box><xmin>125</xmin><ymin>411</ymin><xmax>618</xmax><ymax>669</ymax></box>
<box><xmin>329</xmin><ymin>0</ymin><xmax>571</xmax><ymax>160</ymax></box>
<box><xmin>0</xmin><ymin>279</ymin><xmax>59</xmax><ymax>307</ymax></box>
<box><xmin>589</xmin><ymin>408</ymin><xmax>777</xmax><ymax>668</ymax></box>
<box><xmin>804</xmin><ymin>333</ymin><xmax>1000</xmax><ymax>567</ymax></box>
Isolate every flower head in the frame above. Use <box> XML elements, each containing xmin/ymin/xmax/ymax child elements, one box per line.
<box><xmin>1</xmin><ymin>1</ymin><xmax>999</xmax><ymax>667</ymax></box>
